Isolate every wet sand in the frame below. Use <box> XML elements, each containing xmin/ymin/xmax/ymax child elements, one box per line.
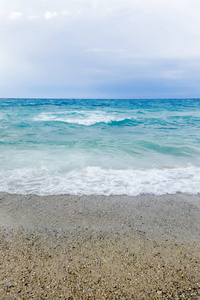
<box><xmin>0</xmin><ymin>193</ymin><xmax>200</xmax><ymax>299</ymax></box>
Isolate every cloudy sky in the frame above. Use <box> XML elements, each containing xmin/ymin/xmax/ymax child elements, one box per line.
<box><xmin>0</xmin><ymin>0</ymin><xmax>200</xmax><ymax>98</ymax></box>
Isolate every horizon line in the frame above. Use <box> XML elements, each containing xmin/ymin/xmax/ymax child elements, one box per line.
<box><xmin>1</xmin><ymin>97</ymin><xmax>200</xmax><ymax>100</ymax></box>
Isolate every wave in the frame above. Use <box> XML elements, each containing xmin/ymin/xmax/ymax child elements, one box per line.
<box><xmin>34</xmin><ymin>111</ymin><xmax>133</xmax><ymax>126</ymax></box>
<box><xmin>0</xmin><ymin>165</ymin><xmax>200</xmax><ymax>196</ymax></box>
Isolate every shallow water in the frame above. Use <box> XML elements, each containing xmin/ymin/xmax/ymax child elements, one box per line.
<box><xmin>0</xmin><ymin>98</ymin><xmax>200</xmax><ymax>195</ymax></box>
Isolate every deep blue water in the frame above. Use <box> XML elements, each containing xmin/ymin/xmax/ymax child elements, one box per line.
<box><xmin>0</xmin><ymin>98</ymin><xmax>200</xmax><ymax>195</ymax></box>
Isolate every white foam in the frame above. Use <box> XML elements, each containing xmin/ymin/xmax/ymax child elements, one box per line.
<box><xmin>34</xmin><ymin>111</ymin><xmax>131</xmax><ymax>125</ymax></box>
<box><xmin>0</xmin><ymin>165</ymin><xmax>200</xmax><ymax>196</ymax></box>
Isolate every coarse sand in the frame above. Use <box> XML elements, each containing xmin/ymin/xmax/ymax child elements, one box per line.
<box><xmin>0</xmin><ymin>193</ymin><xmax>200</xmax><ymax>299</ymax></box>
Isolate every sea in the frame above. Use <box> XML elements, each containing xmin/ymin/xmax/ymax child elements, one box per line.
<box><xmin>0</xmin><ymin>98</ymin><xmax>200</xmax><ymax>196</ymax></box>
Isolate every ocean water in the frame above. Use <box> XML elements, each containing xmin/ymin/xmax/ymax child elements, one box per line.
<box><xmin>0</xmin><ymin>98</ymin><xmax>200</xmax><ymax>196</ymax></box>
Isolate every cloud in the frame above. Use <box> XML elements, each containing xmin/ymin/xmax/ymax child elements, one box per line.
<box><xmin>1</xmin><ymin>0</ymin><xmax>200</xmax><ymax>97</ymax></box>
<box><xmin>87</xmin><ymin>48</ymin><xmax>124</xmax><ymax>53</ymax></box>
<box><xmin>61</xmin><ymin>10</ymin><xmax>71</xmax><ymax>16</ymax></box>
<box><xmin>28</xmin><ymin>15</ymin><xmax>39</xmax><ymax>20</ymax></box>
<box><xmin>9</xmin><ymin>11</ymin><xmax>23</xmax><ymax>20</ymax></box>
<box><xmin>161</xmin><ymin>70</ymin><xmax>185</xmax><ymax>80</ymax></box>
<box><xmin>44</xmin><ymin>11</ymin><xmax>58</xmax><ymax>20</ymax></box>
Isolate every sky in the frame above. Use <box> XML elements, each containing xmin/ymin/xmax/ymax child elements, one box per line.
<box><xmin>0</xmin><ymin>0</ymin><xmax>200</xmax><ymax>98</ymax></box>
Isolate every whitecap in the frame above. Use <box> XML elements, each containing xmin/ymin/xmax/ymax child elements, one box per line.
<box><xmin>34</xmin><ymin>111</ymin><xmax>132</xmax><ymax>125</ymax></box>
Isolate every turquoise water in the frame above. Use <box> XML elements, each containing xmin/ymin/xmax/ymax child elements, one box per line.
<box><xmin>0</xmin><ymin>98</ymin><xmax>200</xmax><ymax>195</ymax></box>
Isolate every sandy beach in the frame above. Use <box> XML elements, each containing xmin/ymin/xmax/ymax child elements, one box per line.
<box><xmin>0</xmin><ymin>193</ymin><xmax>200</xmax><ymax>299</ymax></box>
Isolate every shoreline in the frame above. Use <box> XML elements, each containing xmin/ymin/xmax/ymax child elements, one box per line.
<box><xmin>0</xmin><ymin>193</ymin><xmax>200</xmax><ymax>298</ymax></box>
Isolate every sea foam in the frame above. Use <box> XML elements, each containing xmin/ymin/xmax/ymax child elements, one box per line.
<box><xmin>0</xmin><ymin>165</ymin><xmax>200</xmax><ymax>196</ymax></box>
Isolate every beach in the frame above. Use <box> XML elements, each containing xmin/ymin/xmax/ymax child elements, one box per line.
<box><xmin>0</xmin><ymin>193</ymin><xmax>199</xmax><ymax>299</ymax></box>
